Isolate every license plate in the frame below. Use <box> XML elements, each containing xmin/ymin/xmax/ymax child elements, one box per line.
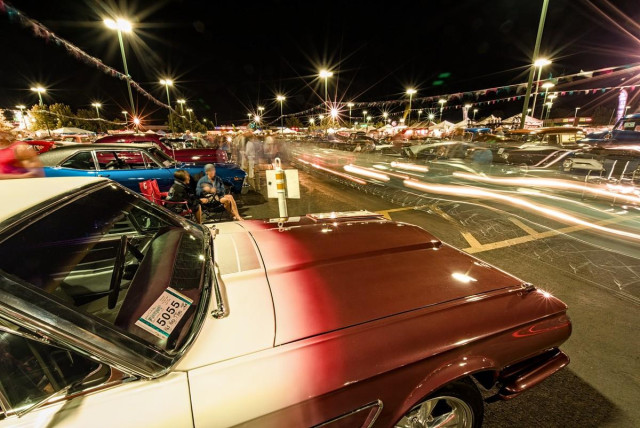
<box><xmin>135</xmin><ymin>288</ymin><xmax>193</xmax><ymax>340</ymax></box>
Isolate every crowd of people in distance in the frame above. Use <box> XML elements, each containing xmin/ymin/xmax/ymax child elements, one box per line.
<box><xmin>166</xmin><ymin>163</ymin><xmax>243</xmax><ymax>224</ymax></box>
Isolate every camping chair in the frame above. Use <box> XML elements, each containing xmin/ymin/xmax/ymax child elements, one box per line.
<box><xmin>139</xmin><ymin>179</ymin><xmax>194</xmax><ymax>221</ymax></box>
<box><xmin>201</xmin><ymin>198</ymin><xmax>229</xmax><ymax>223</ymax></box>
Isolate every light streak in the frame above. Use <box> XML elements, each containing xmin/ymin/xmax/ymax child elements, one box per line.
<box><xmin>343</xmin><ymin>164</ymin><xmax>391</xmax><ymax>181</ymax></box>
<box><xmin>390</xmin><ymin>161</ymin><xmax>429</xmax><ymax>173</ymax></box>
<box><xmin>452</xmin><ymin>172</ymin><xmax>640</xmax><ymax>204</ymax></box>
<box><xmin>403</xmin><ymin>179</ymin><xmax>640</xmax><ymax>241</ymax></box>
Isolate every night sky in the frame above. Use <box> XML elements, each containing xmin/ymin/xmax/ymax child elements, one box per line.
<box><xmin>1</xmin><ymin>0</ymin><xmax>639</xmax><ymax>125</ymax></box>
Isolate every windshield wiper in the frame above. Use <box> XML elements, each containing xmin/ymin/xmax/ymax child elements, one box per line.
<box><xmin>205</xmin><ymin>227</ymin><xmax>226</xmax><ymax>319</ymax></box>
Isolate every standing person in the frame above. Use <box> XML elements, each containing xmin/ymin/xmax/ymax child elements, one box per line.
<box><xmin>245</xmin><ymin>136</ymin><xmax>256</xmax><ymax>183</ymax></box>
<box><xmin>238</xmin><ymin>132</ymin><xmax>248</xmax><ymax>169</ymax></box>
<box><xmin>0</xmin><ymin>131</ymin><xmax>44</xmax><ymax>179</ymax></box>
<box><xmin>264</xmin><ymin>131</ymin><xmax>275</xmax><ymax>163</ymax></box>
<box><xmin>166</xmin><ymin>170</ymin><xmax>208</xmax><ymax>224</ymax></box>
<box><xmin>196</xmin><ymin>164</ymin><xmax>243</xmax><ymax>221</ymax></box>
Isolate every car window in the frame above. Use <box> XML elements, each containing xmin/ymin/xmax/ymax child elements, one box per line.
<box><xmin>60</xmin><ymin>152</ymin><xmax>96</xmax><ymax>170</ymax></box>
<box><xmin>0</xmin><ymin>186</ymin><xmax>205</xmax><ymax>351</ymax></box>
<box><xmin>0</xmin><ymin>318</ymin><xmax>106</xmax><ymax>416</ymax></box>
<box><xmin>621</xmin><ymin>120</ymin><xmax>636</xmax><ymax>131</ymax></box>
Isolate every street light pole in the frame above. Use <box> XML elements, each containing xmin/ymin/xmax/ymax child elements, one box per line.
<box><xmin>104</xmin><ymin>18</ymin><xmax>135</xmax><ymax>115</ymax></box>
<box><xmin>519</xmin><ymin>0</ymin><xmax>550</xmax><ymax>128</ymax></box>
<box><xmin>438</xmin><ymin>99</ymin><xmax>447</xmax><ymax>122</ymax></box>
<box><xmin>160</xmin><ymin>79</ymin><xmax>173</xmax><ymax>132</ymax></box>
<box><xmin>186</xmin><ymin>108</ymin><xmax>193</xmax><ymax>129</ymax></box>
<box><xmin>406</xmin><ymin>89</ymin><xmax>417</xmax><ymax>125</ymax></box>
<box><xmin>16</xmin><ymin>105</ymin><xmax>28</xmax><ymax>130</ymax></box>
<box><xmin>319</xmin><ymin>69</ymin><xmax>333</xmax><ymax>114</ymax></box>
<box><xmin>539</xmin><ymin>82</ymin><xmax>555</xmax><ymax>120</ymax></box>
<box><xmin>573</xmin><ymin>107</ymin><xmax>581</xmax><ymax>126</ymax></box>
<box><xmin>277</xmin><ymin>95</ymin><xmax>285</xmax><ymax>136</ymax></box>
<box><xmin>177</xmin><ymin>99</ymin><xmax>185</xmax><ymax>115</ymax></box>
<box><xmin>347</xmin><ymin>102</ymin><xmax>354</xmax><ymax>127</ymax></box>
<box><xmin>121</xmin><ymin>110</ymin><xmax>128</xmax><ymax>128</ymax></box>
<box><xmin>531</xmin><ymin>59</ymin><xmax>551</xmax><ymax>118</ymax></box>
<box><xmin>30</xmin><ymin>86</ymin><xmax>51</xmax><ymax>137</ymax></box>
<box><xmin>92</xmin><ymin>103</ymin><xmax>102</xmax><ymax>133</ymax></box>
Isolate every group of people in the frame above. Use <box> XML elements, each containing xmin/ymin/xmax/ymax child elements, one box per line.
<box><xmin>230</xmin><ymin>132</ymin><xmax>280</xmax><ymax>178</ymax></box>
<box><xmin>166</xmin><ymin>163</ymin><xmax>243</xmax><ymax>224</ymax></box>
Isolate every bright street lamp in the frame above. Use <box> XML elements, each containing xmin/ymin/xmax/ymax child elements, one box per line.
<box><xmin>254</xmin><ymin>115</ymin><xmax>261</xmax><ymax>123</ymax></box>
<box><xmin>319</xmin><ymin>69</ymin><xmax>333</xmax><ymax>111</ymax></box>
<box><xmin>417</xmin><ymin>110</ymin><xmax>423</xmax><ymax>122</ymax></box>
<box><xmin>16</xmin><ymin>105</ymin><xmax>28</xmax><ymax>129</ymax></box>
<box><xmin>121</xmin><ymin>110</ymin><xmax>128</xmax><ymax>126</ymax></box>
<box><xmin>428</xmin><ymin>113</ymin><xmax>435</xmax><ymax>122</ymax></box>
<box><xmin>363</xmin><ymin>110</ymin><xmax>368</xmax><ymax>123</ymax></box>
<box><xmin>176</xmin><ymin>98</ymin><xmax>186</xmax><ymax>114</ymax></box>
<box><xmin>186</xmin><ymin>108</ymin><xmax>193</xmax><ymax>125</ymax></box>
<box><xmin>530</xmin><ymin>58</ymin><xmax>552</xmax><ymax>119</ymax></box>
<box><xmin>309</xmin><ymin>118</ymin><xmax>315</xmax><ymax>125</ymax></box>
<box><xmin>438</xmin><ymin>99</ymin><xmax>447</xmax><ymax>122</ymax></box>
<box><xmin>133</xmin><ymin>116</ymin><xmax>140</xmax><ymax>131</ymax></box>
<box><xmin>30</xmin><ymin>86</ymin><xmax>51</xmax><ymax>137</ymax></box>
<box><xmin>104</xmin><ymin>17</ymin><xmax>135</xmax><ymax>114</ymax></box>
<box><xmin>276</xmin><ymin>95</ymin><xmax>286</xmax><ymax>135</ymax></box>
<box><xmin>406</xmin><ymin>88</ymin><xmax>417</xmax><ymax>124</ymax></box>
<box><xmin>92</xmin><ymin>103</ymin><xmax>102</xmax><ymax>133</ymax></box>
<box><xmin>540</xmin><ymin>82</ymin><xmax>555</xmax><ymax>119</ymax></box>
<box><xmin>383</xmin><ymin>112</ymin><xmax>389</xmax><ymax>122</ymax></box>
<box><xmin>347</xmin><ymin>102</ymin><xmax>354</xmax><ymax>126</ymax></box>
<box><xmin>545</xmin><ymin>101</ymin><xmax>553</xmax><ymax>120</ymax></box>
<box><xmin>160</xmin><ymin>79</ymin><xmax>174</xmax><ymax>131</ymax></box>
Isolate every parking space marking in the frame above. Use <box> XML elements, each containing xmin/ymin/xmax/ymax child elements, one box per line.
<box><xmin>463</xmin><ymin>215</ymin><xmax>630</xmax><ymax>254</ymax></box>
<box><xmin>376</xmin><ymin>205</ymin><xmax>429</xmax><ymax>220</ymax></box>
<box><xmin>460</xmin><ymin>232</ymin><xmax>482</xmax><ymax>248</ymax></box>
<box><xmin>509</xmin><ymin>217</ymin><xmax>538</xmax><ymax>236</ymax></box>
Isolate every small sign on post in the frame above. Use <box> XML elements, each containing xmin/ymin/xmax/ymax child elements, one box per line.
<box><xmin>266</xmin><ymin>158</ymin><xmax>300</xmax><ymax>218</ymax></box>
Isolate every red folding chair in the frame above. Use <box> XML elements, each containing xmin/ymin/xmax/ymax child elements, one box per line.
<box><xmin>139</xmin><ymin>179</ymin><xmax>194</xmax><ymax>220</ymax></box>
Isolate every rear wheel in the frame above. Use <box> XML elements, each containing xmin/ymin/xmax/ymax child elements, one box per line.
<box><xmin>395</xmin><ymin>378</ymin><xmax>483</xmax><ymax>428</ymax></box>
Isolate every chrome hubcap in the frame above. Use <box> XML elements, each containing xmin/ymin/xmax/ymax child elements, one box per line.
<box><xmin>395</xmin><ymin>395</ymin><xmax>473</xmax><ymax>428</ymax></box>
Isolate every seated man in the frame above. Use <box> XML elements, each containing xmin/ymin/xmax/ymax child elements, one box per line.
<box><xmin>166</xmin><ymin>170</ymin><xmax>208</xmax><ymax>224</ymax></box>
<box><xmin>196</xmin><ymin>163</ymin><xmax>243</xmax><ymax>221</ymax></box>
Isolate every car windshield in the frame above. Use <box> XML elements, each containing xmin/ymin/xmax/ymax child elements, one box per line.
<box><xmin>0</xmin><ymin>184</ymin><xmax>209</xmax><ymax>353</ymax></box>
<box><xmin>148</xmin><ymin>146</ymin><xmax>176</xmax><ymax>167</ymax></box>
<box><xmin>616</xmin><ymin>119</ymin><xmax>640</xmax><ymax>132</ymax></box>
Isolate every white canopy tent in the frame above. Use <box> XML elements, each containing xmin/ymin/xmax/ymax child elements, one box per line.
<box><xmin>477</xmin><ymin>115</ymin><xmax>502</xmax><ymax>125</ymax></box>
<box><xmin>52</xmin><ymin>127</ymin><xmax>95</xmax><ymax>135</ymax></box>
<box><xmin>454</xmin><ymin>120</ymin><xmax>470</xmax><ymax>128</ymax></box>
<box><xmin>501</xmin><ymin>114</ymin><xmax>543</xmax><ymax>128</ymax></box>
<box><xmin>430</xmin><ymin>120</ymin><xmax>455</xmax><ymax>130</ymax></box>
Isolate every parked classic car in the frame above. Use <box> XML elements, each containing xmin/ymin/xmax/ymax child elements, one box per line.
<box><xmin>581</xmin><ymin>113</ymin><xmax>640</xmax><ymax>145</ymax></box>
<box><xmin>94</xmin><ymin>133</ymin><xmax>229</xmax><ymax>164</ymax></box>
<box><xmin>500</xmin><ymin>127</ymin><xmax>586</xmax><ymax>166</ymax></box>
<box><xmin>38</xmin><ymin>143</ymin><xmax>247</xmax><ymax>194</ymax></box>
<box><xmin>0</xmin><ymin>177</ymin><xmax>571</xmax><ymax>427</ymax></box>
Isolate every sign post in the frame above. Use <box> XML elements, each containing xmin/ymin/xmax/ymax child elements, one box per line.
<box><xmin>266</xmin><ymin>158</ymin><xmax>300</xmax><ymax>218</ymax></box>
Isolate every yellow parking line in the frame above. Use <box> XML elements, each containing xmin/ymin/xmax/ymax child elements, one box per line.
<box><xmin>509</xmin><ymin>217</ymin><xmax>538</xmax><ymax>236</ymax></box>
<box><xmin>461</xmin><ymin>232</ymin><xmax>482</xmax><ymax>248</ymax></box>
<box><xmin>464</xmin><ymin>216</ymin><xmax>630</xmax><ymax>254</ymax></box>
<box><xmin>376</xmin><ymin>205</ymin><xmax>429</xmax><ymax>220</ymax></box>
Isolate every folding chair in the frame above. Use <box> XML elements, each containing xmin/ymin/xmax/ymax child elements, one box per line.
<box><xmin>139</xmin><ymin>179</ymin><xmax>194</xmax><ymax>221</ymax></box>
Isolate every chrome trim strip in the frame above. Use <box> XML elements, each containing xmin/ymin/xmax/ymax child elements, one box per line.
<box><xmin>313</xmin><ymin>400</ymin><xmax>383</xmax><ymax>428</ymax></box>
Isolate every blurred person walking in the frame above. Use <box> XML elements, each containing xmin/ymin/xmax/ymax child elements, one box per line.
<box><xmin>0</xmin><ymin>131</ymin><xmax>44</xmax><ymax>179</ymax></box>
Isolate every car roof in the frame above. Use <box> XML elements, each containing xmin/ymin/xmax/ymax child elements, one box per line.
<box><xmin>0</xmin><ymin>177</ymin><xmax>106</xmax><ymax>223</ymax></box>
<box><xmin>39</xmin><ymin>143</ymin><xmax>158</xmax><ymax>166</ymax></box>
<box><xmin>624</xmin><ymin>113</ymin><xmax>640</xmax><ymax>120</ymax></box>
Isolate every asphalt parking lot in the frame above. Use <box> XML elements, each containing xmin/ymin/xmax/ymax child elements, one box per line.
<box><xmin>236</xmin><ymin>165</ymin><xmax>640</xmax><ymax>428</ymax></box>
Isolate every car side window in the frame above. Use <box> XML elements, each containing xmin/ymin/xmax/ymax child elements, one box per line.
<box><xmin>0</xmin><ymin>318</ymin><xmax>106</xmax><ymax>417</ymax></box>
<box><xmin>60</xmin><ymin>152</ymin><xmax>95</xmax><ymax>170</ymax></box>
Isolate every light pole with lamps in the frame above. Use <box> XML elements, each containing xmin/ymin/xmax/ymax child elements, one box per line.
<box><xmin>319</xmin><ymin>69</ymin><xmax>333</xmax><ymax>112</ymax></box>
<box><xmin>160</xmin><ymin>79</ymin><xmax>173</xmax><ymax>132</ymax></box>
<box><xmin>16</xmin><ymin>105</ymin><xmax>28</xmax><ymax>129</ymax></box>
<box><xmin>104</xmin><ymin>18</ymin><xmax>135</xmax><ymax>115</ymax></box>
<box><xmin>177</xmin><ymin>99</ymin><xmax>186</xmax><ymax>115</ymax></box>
<box><xmin>574</xmin><ymin>107</ymin><xmax>581</xmax><ymax>126</ymax></box>
<box><xmin>428</xmin><ymin>113</ymin><xmax>435</xmax><ymax>124</ymax></box>
<box><xmin>276</xmin><ymin>95</ymin><xmax>285</xmax><ymax>135</ymax></box>
<box><xmin>330</xmin><ymin>108</ymin><xmax>339</xmax><ymax>125</ymax></box>
<box><xmin>473</xmin><ymin>109</ymin><xmax>478</xmax><ymax>121</ymax></box>
<box><xmin>531</xmin><ymin>58</ymin><xmax>551</xmax><ymax>118</ymax></box>
<box><xmin>438</xmin><ymin>99</ymin><xmax>447</xmax><ymax>122</ymax></box>
<box><xmin>417</xmin><ymin>109</ymin><xmax>423</xmax><ymax>123</ymax></box>
<box><xmin>540</xmin><ymin>82</ymin><xmax>555</xmax><ymax>119</ymax></box>
<box><xmin>121</xmin><ymin>110</ymin><xmax>128</xmax><ymax>126</ymax></box>
<box><xmin>92</xmin><ymin>103</ymin><xmax>102</xmax><ymax>133</ymax></box>
<box><xmin>383</xmin><ymin>112</ymin><xmax>389</xmax><ymax>124</ymax></box>
<box><xmin>186</xmin><ymin>108</ymin><xmax>193</xmax><ymax>129</ymax></box>
<box><xmin>30</xmin><ymin>86</ymin><xmax>51</xmax><ymax>137</ymax></box>
<box><xmin>347</xmin><ymin>102</ymin><xmax>354</xmax><ymax>126</ymax></box>
<box><xmin>362</xmin><ymin>110</ymin><xmax>368</xmax><ymax>126</ymax></box>
<box><xmin>406</xmin><ymin>88</ymin><xmax>417</xmax><ymax>125</ymax></box>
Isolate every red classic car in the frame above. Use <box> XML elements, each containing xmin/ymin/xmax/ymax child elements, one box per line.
<box><xmin>94</xmin><ymin>133</ymin><xmax>228</xmax><ymax>164</ymax></box>
<box><xmin>0</xmin><ymin>179</ymin><xmax>571</xmax><ymax>427</ymax></box>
